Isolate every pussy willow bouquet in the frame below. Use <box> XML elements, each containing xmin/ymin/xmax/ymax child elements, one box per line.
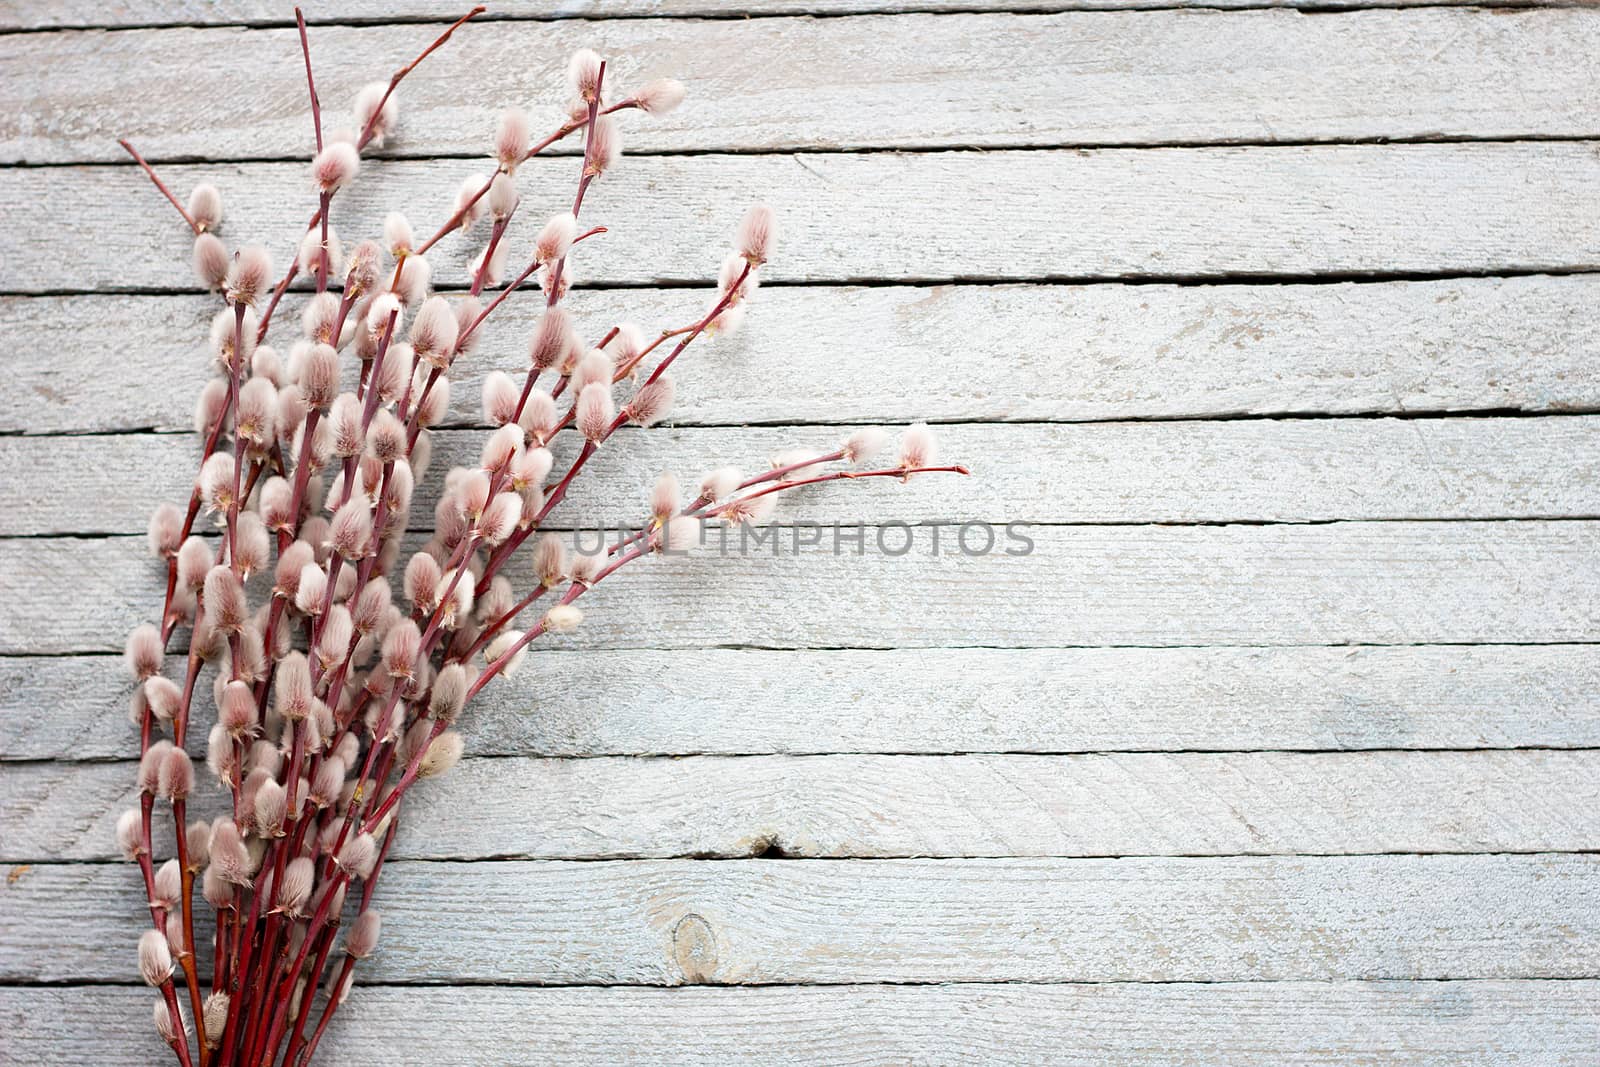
<box><xmin>112</xmin><ymin>8</ymin><xmax>965</xmax><ymax>1065</ymax></box>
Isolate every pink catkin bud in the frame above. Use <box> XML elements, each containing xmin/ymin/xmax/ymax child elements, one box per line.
<box><xmin>430</xmin><ymin>663</ymin><xmax>468</xmax><ymax>724</ymax></box>
<box><xmin>480</xmin><ymin>425</ymin><xmax>523</xmax><ymax>474</ymax></box>
<box><xmin>203</xmin><ymin>992</ymin><xmax>230</xmax><ymax>1048</ymax></box>
<box><xmin>481</xmin><ymin>371</ymin><xmax>520</xmax><ymax>426</ymax></box>
<box><xmin>274</xmin><ymin>541</ymin><xmax>313</xmax><ymax>599</ymax></box>
<box><xmin>662</xmin><ymin>516</ymin><xmax>701</xmax><ymax>553</ymax></box>
<box><xmin>495</xmin><ymin>108</ymin><xmax>531</xmax><ymax>170</ymax></box>
<box><xmin>138</xmin><ymin>929</ymin><xmax>172</xmax><ymax>986</ymax></box>
<box><xmin>124</xmin><ymin>624</ymin><xmax>163</xmax><ymax>680</ymax></box>
<box><xmin>535</xmin><ymin>533</ymin><xmax>568</xmax><ymax>587</ymax></box>
<box><xmin>366</xmin><ymin>409</ymin><xmax>407</xmax><ymax>464</ymax></box>
<box><xmin>458</xmin><ymin>470</ymin><xmax>492</xmax><ymax>520</ymax></box>
<box><xmin>188</xmin><ymin>183</ymin><xmax>223</xmax><ymax>232</ymax></box>
<box><xmin>571</xmin><ymin>349</ymin><xmax>613</xmax><ymax>396</ymax></box>
<box><xmin>535</xmin><ymin>213</ymin><xmax>578</xmax><ymax>264</ymax></box>
<box><xmin>626</xmin><ymin>375</ymin><xmax>675</xmax><ymax>427</ymax></box>
<box><xmin>404</xmin><ymin>552</ymin><xmax>442</xmax><ymax>612</ymax></box>
<box><xmin>545</xmin><ymin>604</ymin><xmax>584</xmax><ymax>632</ymax></box>
<box><xmin>198</xmin><ymin>451</ymin><xmax>236</xmax><ymax>513</ymax></box>
<box><xmin>346</xmin><ymin>910</ymin><xmax>382</xmax><ymax>958</ymax></box>
<box><xmin>419</xmin><ymin>730</ymin><xmax>464</xmax><ymax>778</ymax></box>
<box><xmin>156</xmin><ymin>852</ymin><xmax>187</xmax><ymax>904</ymax></box>
<box><xmin>844</xmin><ymin>426</ymin><xmax>890</xmax><ymax>464</ymax></box>
<box><xmin>569</xmin><ymin>552</ymin><xmax>601</xmax><ymax>587</ymax></box>
<box><xmin>336</xmin><ymin>833</ymin><xmax>379</xmax><ymax>879</ymax></box>
<box><xmin>355</xmin><ymin>82</ymin><xmax>398</xmax><ymax>145</ymax></box>
<box><xmin>382</xmin><ymin>620</ymin><xmax>422</xmax><ymax>681</ymax></box>
<box><xmin>330</xmin><ymin>498</ymin><xmax>374</xmax><ymax>560</ymax></box>
<box><xmin>147</xmin><ymin>503</ymin><xmax>184</xmax><ymax>558</ymax></box>
<box><xmin>204</xmin><ymin>566</ymin><xmax>247</xmax><ymax>635</ymax></box>
<box><xmin>154</xmin><ymin>999</ymin><xmax>182</xmax><ymax>1044</ymax></box>
<box><xmin>455</xmin><ymin>174</ymin><xmax>490</xmax><ymax>230</ymax></box>
<box><xmin>518</xmin><ymin>390</ymin><xmax>558</xmax><ymax>444</ymax></box>
<box><xmin>220</xmin><ymin>679</ymin><xmax>257</xmax><ymax>737</ymax></box>
<box><xmin>736</xmin><ymin>204</ymin><xmax>776</xmax><ymax>267</ymax></box>
<box><xmin>193</xmin><ymin>233</ymin><xmax>229</xmax><ymax>290</ymax></box>
<box><xmin>586</xmin><ymin>116</ymin><xmax>621</xmax><ymax>176</ymax></box>
<box><xmin>510</xmin><ymin>446</ymin><xmax>552</xmax><ymax>490</ymax></box>
<box><xmin>116</xmin><ymin>809</ymin><xmax>144</xmax><ymax>860</ymax></box>
<box><xmin>410</xmin><ymin>295</ymin><xmax>459</xmax><ymax>368</ymax></box>
<box><xmin>529</xmin><ymin>308</ymin><xmax>576</xmax><ymax>370</ymax></box>
<box><xmin>634</xmin><ymin>78</ymin><xmax>686</xmax><ymax>116</ymax></box>
<box><xmin>898</xmin><ymin>423</ymin><xmax>937</xmax><ymax>469</ymax></box>
<box><xmin>576</xmin><ymin>383</ymin><xmax>615</xmax><ymax>443</ymax></box>
<box><xmin>298</xmin><ymin>226</ymin><xmax>344</xmax><ymax>283</ymax></box>
<box><xmin>260</xmin><ymin>476</ymin><xmax>295</xmax><ymax>531</ymax></box>
<box><xmin>699</xmin><ymin>467</ymin><xmax>742</xmax><ymax>502</ymax></box>
<box><xmin>235</xmin><ymin>512</ymin><xmax>270</xmax><ymax>577</ymax></box>
<box><xmin>177</xmin><ymin>537</ymin><xmax>211</xmax><ymax>591</ymax></box>
<box><xmin>278</xmin><ymin>856</ymin><xmax>315</xmax><ymax>916</ymax></box>
<box><xmin>311</xmin><ymin>142</ymin><xmax>361</xmax><ymax>194</ymax></box>
<box><xmin>316</xmin><ymin>606</ymin><xmax>354</xmax><ymax>673</ymax></box>
<box><xmin>384</xmin><ymin>212</ymin><xmax>414</xmax><ymax>257</ymax></box>
<box><xmin>294</xmin><ymin>563</ymin><xmax>328</xmax><ymax>615</ymax></box>
<box><xmin>255</xmin><ymin>779</ymin><xmax>287</xmax><ymax>837</ymax></box>
<box><xmin>275</xmin><ymin>652</ymin><xmax>314</xmax><ymax>721</ymax></box>
<box><xmin>158</xmin><ymin>748</ymin><xmax>194</xmax><ymax>800</ymax></box>
<box><xmin>144</xmin><ymin>676</ymin><xmax>181</xmax><ymax>723</ymax></box>
<box><xmin>478</xmin><ymin>492</ymin><xmax>522</xmax><ymax>545</ymax></box>
<box><xmin>651</xmin><ymin>472</ymin><xmax>680</xmax><ymax>523</ymax></box>
<box><xmin>567</xmin><ymin>48</ymin><xmax>603</xmax><ymax>102</ymax></box>
<box><xmin>344</xmin><ymin>241</ymin><xmax>383</xmax><ymax>299</ymax></box>
<box><xmin>225</xmin><ymin>244</ymin><xmax>273</xmax><ymax>307</ymax></box>
<box><xmin>302</xmin><ymin>343</ymin><xmax>341</xmax><ymax>409</ymax></box>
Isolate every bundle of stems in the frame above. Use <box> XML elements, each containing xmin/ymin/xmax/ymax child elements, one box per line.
<box><xmin>114</xmin><ymin>9</ymin><xmax>965</xmax><ymax>1065</ymax></box>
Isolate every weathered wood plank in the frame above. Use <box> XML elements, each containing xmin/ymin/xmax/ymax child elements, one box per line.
<box><xmin>8</xmin><ymin>981</ymin><xmax>1598</xmax><ymax>1067</ymax></box>
<box><xmin>10</xmin><ymin>9</ymin><xmax>1600</xmax><ymax>163</ymax></box>
<box><xmin>11</xmin><ymin>416</ymin><xmax>1600</xmax><ymax>536</ymax></box>
<box><xmin>0</xmin><ymin>1</ymin><xmax>1565</xmax><ymax>34</ymax></box>
<box><xmin>5</xmin><ymin>521</ymin><xmax>1599</xmax><ymax>655</ymax></box>
<box><xmin>5</xmin><ymin>854</ymin><xmax>1595</xmax><ymax>983</ymax></box>
<box><xmin>9</xmin><ymin>144</ymin><xmax>1600</xmax><ymax>292</ymax></box>
<box><xmin>7</xmin><ymin>645</ymin><xmax>1600</xmax><ymax>762</ymax></box>
<box><xmin>14</xmin><ymin>276</ymin><xmax>1600</xmax><ymax>435</ymax></box>
<box><xmin>8</xmin><ymin>751</ymin><xmax>1599</xmax><ymax>862</ymax></box>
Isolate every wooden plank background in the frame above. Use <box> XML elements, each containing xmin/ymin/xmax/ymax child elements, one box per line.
<box><xmin>2</xmin><ymin>1</ymin><xmax>1599</xmax><ymax>1063</ymax></box>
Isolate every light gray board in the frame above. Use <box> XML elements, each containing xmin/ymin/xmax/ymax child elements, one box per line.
<box><xmin>6</xmin><ymin>982</ymin><xmax>1599</xmax><ymax>1067</ymax></box>
<box><xmin>9</xmin><ymin>9</ymin><xmax>1600</xmax><ymax>163</ymax></box>
<box><xmin>4</xmin><ymin>854</ymin><xmax>1597</xmax><ymax>983</ymax></box>
<box><xmin>10</xmin><ymin>144</ymin><xmax>1600</xmax><ymax>292</ymax></box>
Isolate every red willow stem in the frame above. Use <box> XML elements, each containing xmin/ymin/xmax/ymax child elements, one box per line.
<box><xmin>543</xmin><ymin>62</ymin><xmax>605</xmax><ymax>309</ymax></box>
<box><xmin>118</xmin><ymin>139</ymin><xmax>200</xmax><ymax>234</ymax></box>
<box><xmin>295</xmin><ymin>7</ymin><xmax>324</xmax><ymax>154</ymax></box>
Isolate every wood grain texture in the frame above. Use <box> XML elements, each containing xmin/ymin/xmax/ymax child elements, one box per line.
<box><xmin>10</xmin><ymin>9</ymin><xmax>1600</xmax><ymax>163</ymax></box>
<box><xmin>5</xmin><ymin>854</ymin><xmax>1596</xmax><ymax>983</ymax></box>
<box><xmin>7</xmin><ymin>750</ymin><xmax>1599</xmax><ymax>862</ymax></box>
<box><xmin>7</xmin><ymin>982</ymin><xmax>1599</xmax><ymax>1067</ymax></box>
<box><xmin>5</xmin><ymin>521</ymin><xmax>1598</xmax><ymax>655</ymax></box>
<box><xmin>7</xmin><ymin>645</ymin><xmax>1600</xmax><ymax>762</ymax></box>
<box><xmin>10</xmin><ymin>415</ymin><xmax>1600</xmax><ymax>536</ymax></box>
<box><xmin>13</xmin><ymin>275</ymin><xmax>1600</xmax><ymax>435</ymax></box>
<box><xmin>0</xmin><ymin>1</ymin><xmax>1569</xmax><ymax>33</ymax></box>
<box><xmin>10</xmin><ymin>143</ymin><xmax>1600</xmax><ymax>293</ymax></box>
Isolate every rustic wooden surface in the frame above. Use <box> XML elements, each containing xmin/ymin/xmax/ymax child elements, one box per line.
<box><xmin>2</xmin><ymin>1</ymin><xmax>1598</xmax><ymax>1064</ymax></box>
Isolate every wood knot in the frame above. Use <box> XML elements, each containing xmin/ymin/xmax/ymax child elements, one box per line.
<box><xmin>671</xmin><ymin>912</ymin><xmax>718</xmax><ymax>983</ymax></box>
